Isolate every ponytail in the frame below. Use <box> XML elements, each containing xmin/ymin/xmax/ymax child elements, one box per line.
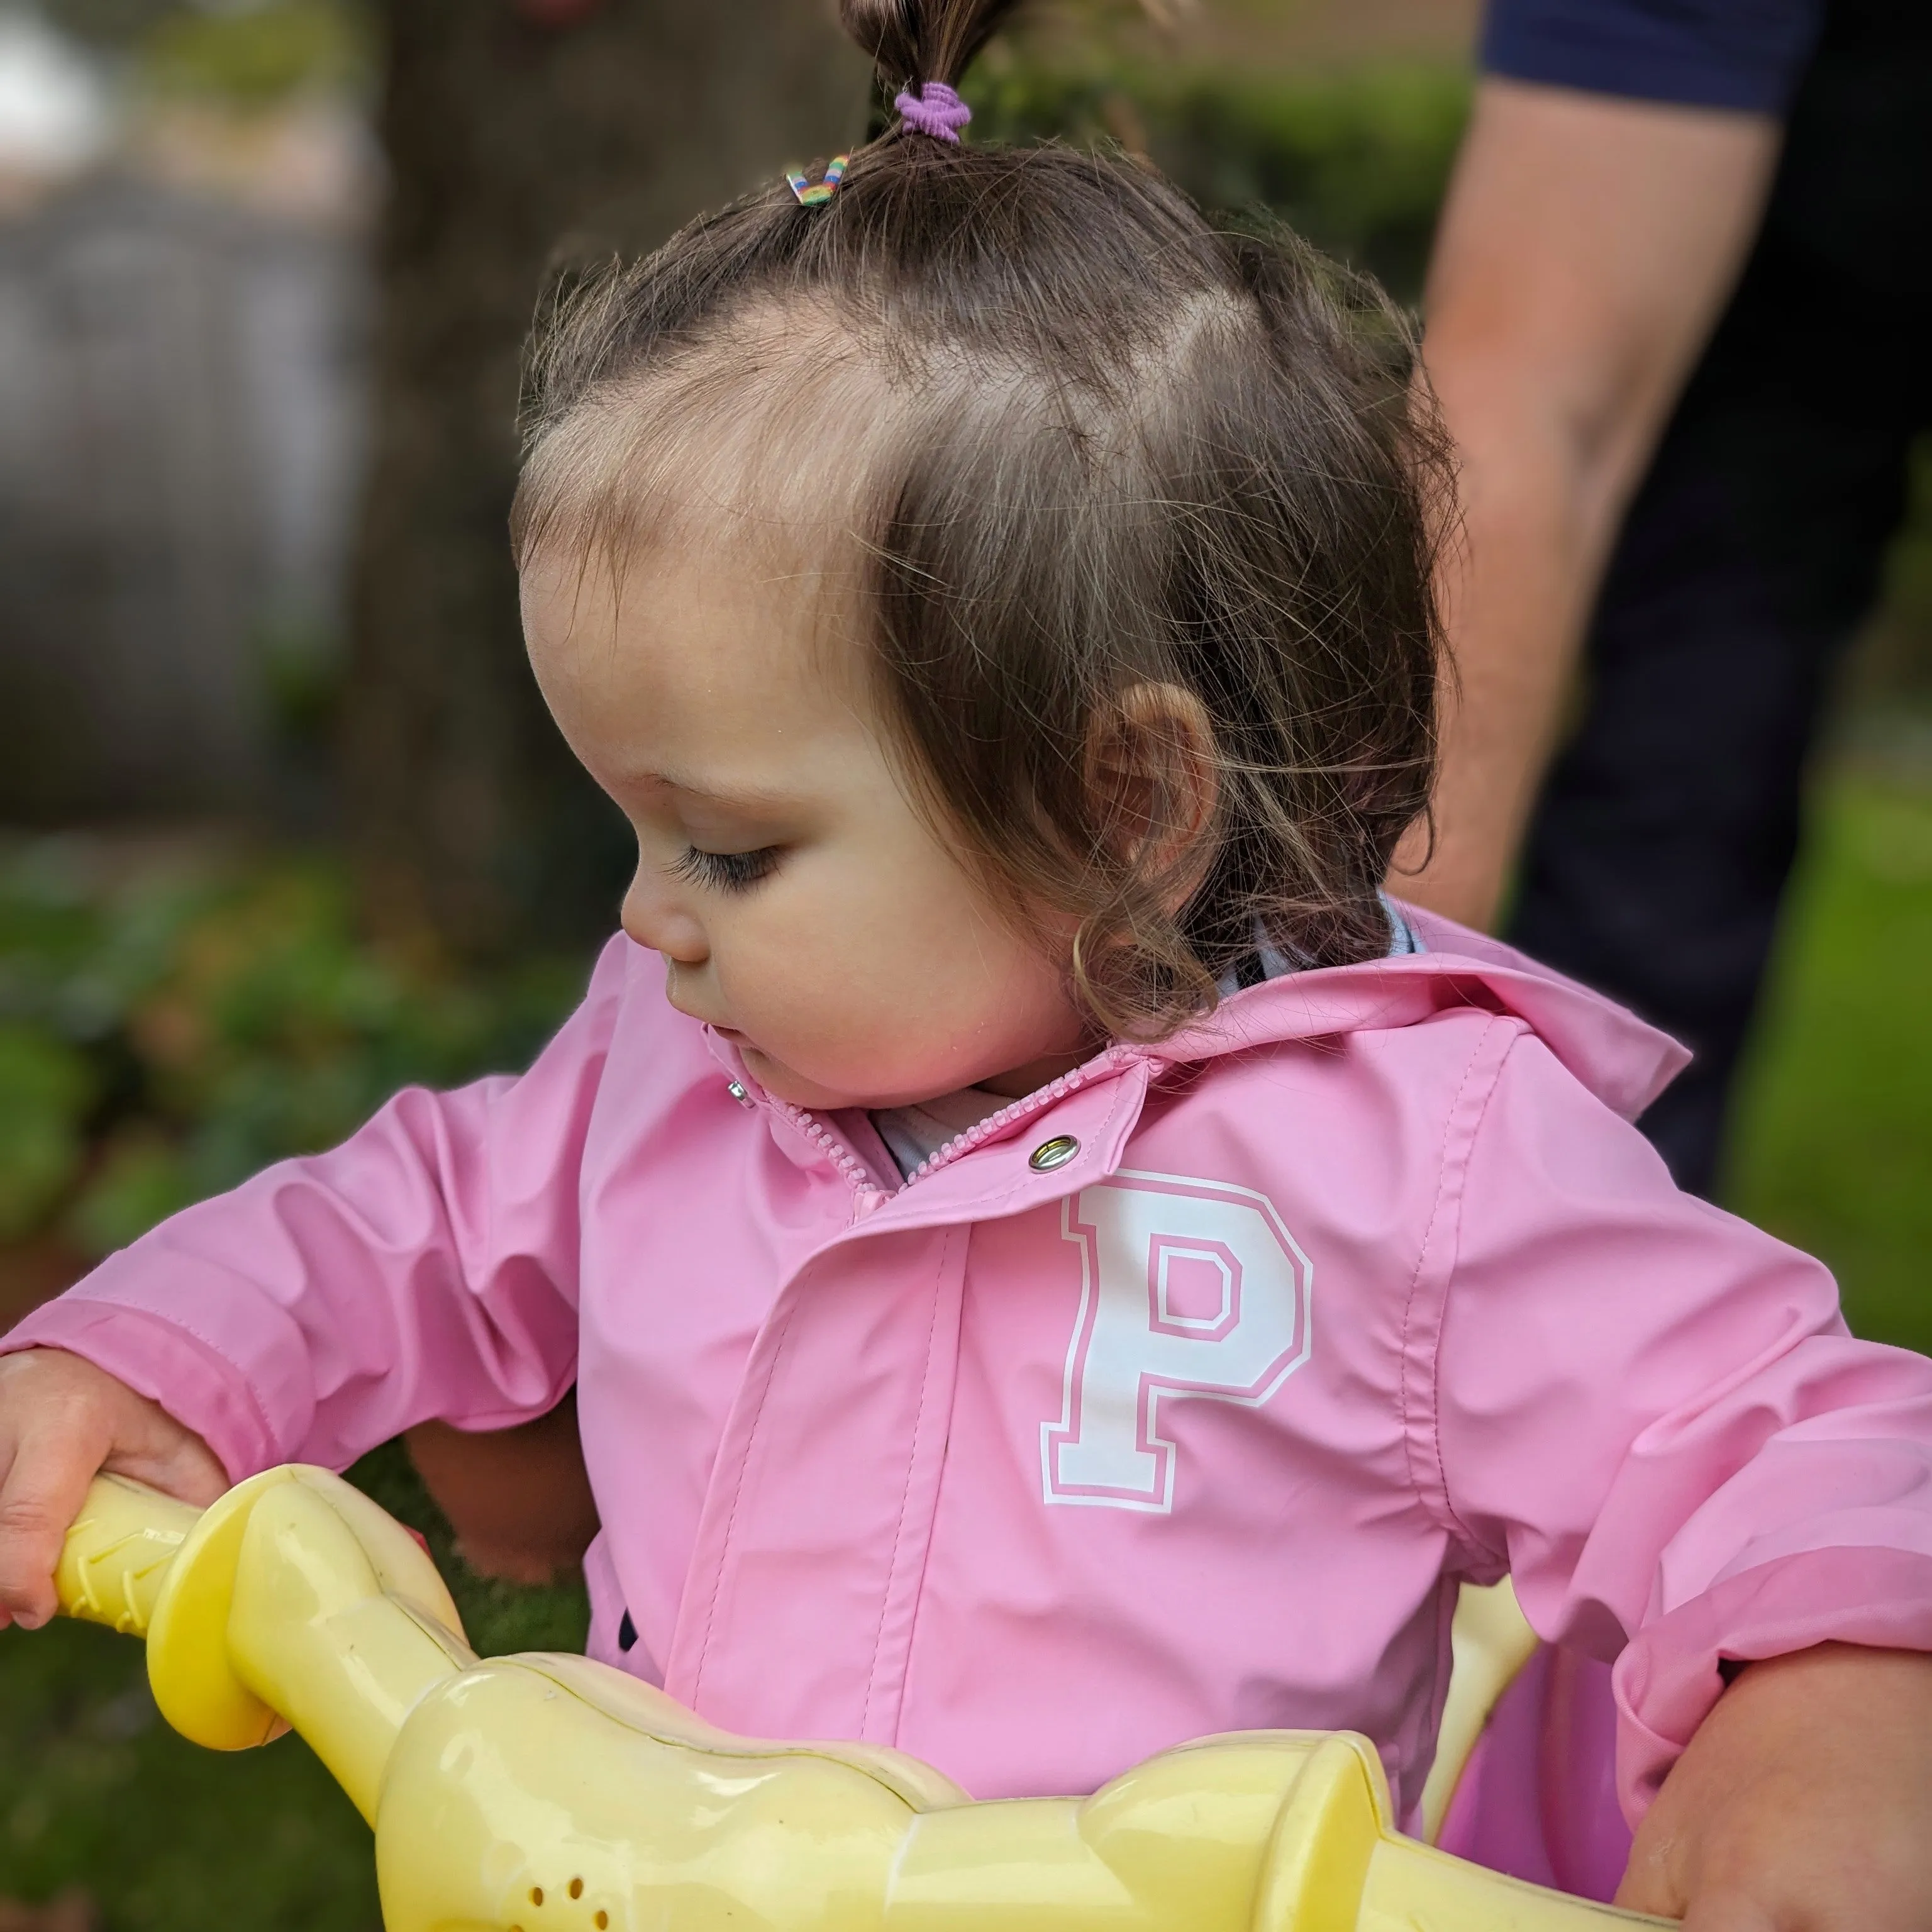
<box><xmin>837</xmin><ymin>0</ymin><xmax>1024</xmax><ymax>95</ymax></box>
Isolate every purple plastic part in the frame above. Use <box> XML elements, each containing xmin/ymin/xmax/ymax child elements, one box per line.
<box><xmin>1436</xmin><ymin>1644</ymin><xmax>1635</xmax><ymax>1905</ymax></box>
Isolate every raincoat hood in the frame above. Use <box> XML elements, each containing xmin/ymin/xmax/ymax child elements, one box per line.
<box><xmin>1153</xmin><ymin>906</ymin><xmax>1687</xmax><ymax>1124</ymax></box>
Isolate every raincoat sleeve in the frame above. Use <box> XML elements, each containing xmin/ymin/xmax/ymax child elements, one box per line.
<box><xmin>0</xmin><ymin>935</ymin><xmax>636</xmax><ymax>1482</ymax></box>
<box><xmin>1420</xmin><ymin>1023</ymin><xmax>1932</xmax><ymax>1822</ymax></box>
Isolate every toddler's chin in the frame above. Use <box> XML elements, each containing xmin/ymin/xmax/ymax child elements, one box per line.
<box><xmin>736</xmin><ymin>1045</ymin><xmax>867</xmax><ymax>1113</ymax></box>
<box><xmin>739</xmin><ymin>1044</ymin><xmax>961</xmax><ymax>1115</ymax></box>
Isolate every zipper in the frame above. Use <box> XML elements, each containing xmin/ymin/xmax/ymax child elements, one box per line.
<box><xmin>774</xmin><ymin>1101</ymin><xmax>885</xmax><ymax>1204</ymax></box>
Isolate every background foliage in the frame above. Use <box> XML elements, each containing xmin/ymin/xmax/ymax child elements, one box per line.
<box><xmin>969</xmin><ymin>50</ymin><xmax>1468</xmax><ymax>298</ymax></box>
<box><xmin>0</xmin><ymin>846</ymin><xmax>577</xmax><ymax>1265</ymax></box>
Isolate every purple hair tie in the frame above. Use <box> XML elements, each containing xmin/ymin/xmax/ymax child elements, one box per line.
<box><xmin>894</xmin><ymin>80</ymin><xmax>972</xmax><ymax>144</ymax></box>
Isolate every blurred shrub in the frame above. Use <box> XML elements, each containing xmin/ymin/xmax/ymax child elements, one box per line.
<box><xmin>40</xmin><ymin>0</ymin><xmax>191</xmax><ymax>50</ymax></box>
<box><xmin>0</xmin><ymin>841</ymin><xmax>583</xmax><ymax>1262</ymax></box>
<box><xmin>140</xmin><ymin>0</ymin><xmax>370</xmax><ymax>105</ymax></box>
<box><xmin>967</xmin><ymin>53</ymin><xmax>1470</xmax><ymax>298</ymax></box>
<box><xmin>0</xmin><ymin>1026</ymin><xmax>96</xmax><ymax>1244</ymax></box>
<box><xmin>43</xmin><ymin>0</ymin><xmax>374</xmax><ymax>102</ymax></box>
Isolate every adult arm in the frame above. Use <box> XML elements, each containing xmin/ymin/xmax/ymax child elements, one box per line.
<box><xmin>1396</xmin><ymin>78</ymin><xmax>1781</xmax><ymax>929</ymax></box>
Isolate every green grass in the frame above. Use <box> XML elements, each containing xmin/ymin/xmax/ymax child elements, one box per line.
<box><xmin>1726</xmin><ymin>772</ymin><xmax>1932</xmax><ymax>1352</ymax></box>
<box><xmin>0</xmin><ymin>1618</ymin><xmax>377</xmax><ymax>1932</ymax></box>
<box><xmin>0</xmin><ymin>773</ymin><xmax>1926</xmax><ymax>1926</ymax></box>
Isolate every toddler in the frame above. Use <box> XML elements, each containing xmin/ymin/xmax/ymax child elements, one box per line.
<box><xmin>4</xmin><ymin>1</ymin><xmax>1932</xmax><ymax>1923</ymax></box>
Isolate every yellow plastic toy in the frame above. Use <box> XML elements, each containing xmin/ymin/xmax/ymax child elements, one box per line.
<box><xmin>53</xmin><ymin>1465</ymin><xmax>1667</xmax><ymax>1931</ymax></box>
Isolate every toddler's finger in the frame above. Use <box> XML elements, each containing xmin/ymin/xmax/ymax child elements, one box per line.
<box><xmin>0</xmin><ymin>1432</ymin><xmax>99</xmax><ymax>1629</ymax></box>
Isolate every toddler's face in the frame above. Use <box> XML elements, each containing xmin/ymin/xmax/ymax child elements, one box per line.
<box><xmin>522</xmin><ymin>541</ymin><xmax>1092</xmax><ymax>1112</ymax></box>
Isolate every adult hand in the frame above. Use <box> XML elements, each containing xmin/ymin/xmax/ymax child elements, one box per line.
<box><xmin>0</xmin><ymin>1348</ymin><xmax>226</xmax><ymax>1631</ymax></box>
<box><xmin>1618</xmin><ymin>1643</ymin><xmax>1932</xmax><ymax>1929</ymax></box>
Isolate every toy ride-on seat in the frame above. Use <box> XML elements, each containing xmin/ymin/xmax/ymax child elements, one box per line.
<box><xmin>52</xmin><ymin>1464</ymin><xmax>1665</xmax><ymax>1931</ymax></box>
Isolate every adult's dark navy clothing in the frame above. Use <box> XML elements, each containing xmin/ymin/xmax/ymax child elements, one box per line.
<box><xmin>1484</xmin><ymin>0</ymin><xmax>1824</xmax><ymax>111</ymax></box>
<box><xmin>1479</xmin><ymin>0</ymin><xmax>1932</xmax><ymax>1196</ymax></box>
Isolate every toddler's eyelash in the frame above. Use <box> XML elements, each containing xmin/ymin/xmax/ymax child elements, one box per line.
<box><xmin>669</xmin><ymin>845</ymin><xmax>781</xmax><ymax>892</ymax></box>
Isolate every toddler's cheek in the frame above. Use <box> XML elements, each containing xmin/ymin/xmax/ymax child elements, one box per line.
<box><xmin>724</xmin><ymin>973</ymin><xmax>913</xmax><ymax>1101</ymax></box>
<box><xmin>756</xmin><ymin>994</ymin><xmax>980</xmax><ymax>1111</ymax></box>
<box><xmin>776</xmin><ymin>1020</ymin><xmax>942</xmax><ymax>1108</ymax></box>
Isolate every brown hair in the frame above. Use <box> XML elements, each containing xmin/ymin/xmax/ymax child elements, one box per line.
<box><xmin>513</xmin><ymin>0</ymin><xmax>1448</xmax><ymax>1041</ymax></box>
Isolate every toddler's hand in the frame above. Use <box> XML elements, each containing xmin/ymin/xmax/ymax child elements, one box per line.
<box><xmin>1618</xmin><ymin>1641</ymin><xmax>1932</xmax><ymax>1930</ymax></box>
<box><xmin>0</xmin><ymin>1349</ymin><xmax>226</xmax><ymax>1632</ymax></box>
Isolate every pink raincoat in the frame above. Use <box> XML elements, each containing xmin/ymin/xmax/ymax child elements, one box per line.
<box><xmin>9</xmin><ymin>909</ymin><xmax>1932</xmax><ymax>1846</ymax></box>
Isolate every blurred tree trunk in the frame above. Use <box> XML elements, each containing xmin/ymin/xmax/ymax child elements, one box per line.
<box><xmin>347</xmin><ymin>0</ymin><xmax>866</xmax><ymax>957</ymax></box>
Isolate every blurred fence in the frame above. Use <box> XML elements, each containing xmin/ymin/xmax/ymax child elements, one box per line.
<box><xmin>0</xmin><ymin>171</ymin><xmax>366</xmax><ymax>824</ymax></box>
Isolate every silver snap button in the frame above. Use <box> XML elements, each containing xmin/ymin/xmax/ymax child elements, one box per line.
<box><xmin>726</xmin><ymin>1080</ymin><xmax>750</xmax><ymax>1105</ymax></box>
<box><xmin>1029</xmin><ymin>1135</ymin><xmax>1079</xmax><ymax>1172</ymax></box>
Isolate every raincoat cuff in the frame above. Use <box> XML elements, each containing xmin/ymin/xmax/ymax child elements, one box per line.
<box><xmin>1612</xmin><ymin>1545</ymin><xmax>1932</xmax><ymax>1821</ymax></box>
<box><xmin>0</xmin><ymin>1298</ymin><xmax>280</xmax><ymax>1483</ymax></box>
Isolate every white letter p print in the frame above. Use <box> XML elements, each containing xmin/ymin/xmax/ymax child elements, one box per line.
<box><xmin>1041</xmin><ymin>1170</ymin><xmax>1313</xmax><ymax>1513</ymax></box>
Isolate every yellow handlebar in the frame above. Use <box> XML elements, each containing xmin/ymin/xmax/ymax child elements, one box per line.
<box><xmin>54</xmin><ymin>1471</ymin><xmax>199</xmax><ymax>1636</ymax></box>
<box><xmin>60</xmin><ymin>1465</ymin><xmax>475</xmax><ymax>1808</ymax></box>
<box><xmin>55</xmin><ymin>1470</ymin><xmax>1668</xmax><ymax>1932</ymax></box>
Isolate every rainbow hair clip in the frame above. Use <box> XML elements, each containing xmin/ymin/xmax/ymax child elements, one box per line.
<box><xmin>786</xmin><ymin>154</ymin><xmax>849</xmax><ymax>208</ymax></box>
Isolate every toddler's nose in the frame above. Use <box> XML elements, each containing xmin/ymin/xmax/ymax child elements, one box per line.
<box><xmin>621</xmin><ymin>874</ymin><xmax>708</xmax><ymax>965</ymax></box>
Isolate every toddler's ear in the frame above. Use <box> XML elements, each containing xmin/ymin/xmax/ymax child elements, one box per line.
<box><xmin>1084</xmin><ymin>682</ymin><xmax>1219</xmax><ymax>907</ymax></box>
